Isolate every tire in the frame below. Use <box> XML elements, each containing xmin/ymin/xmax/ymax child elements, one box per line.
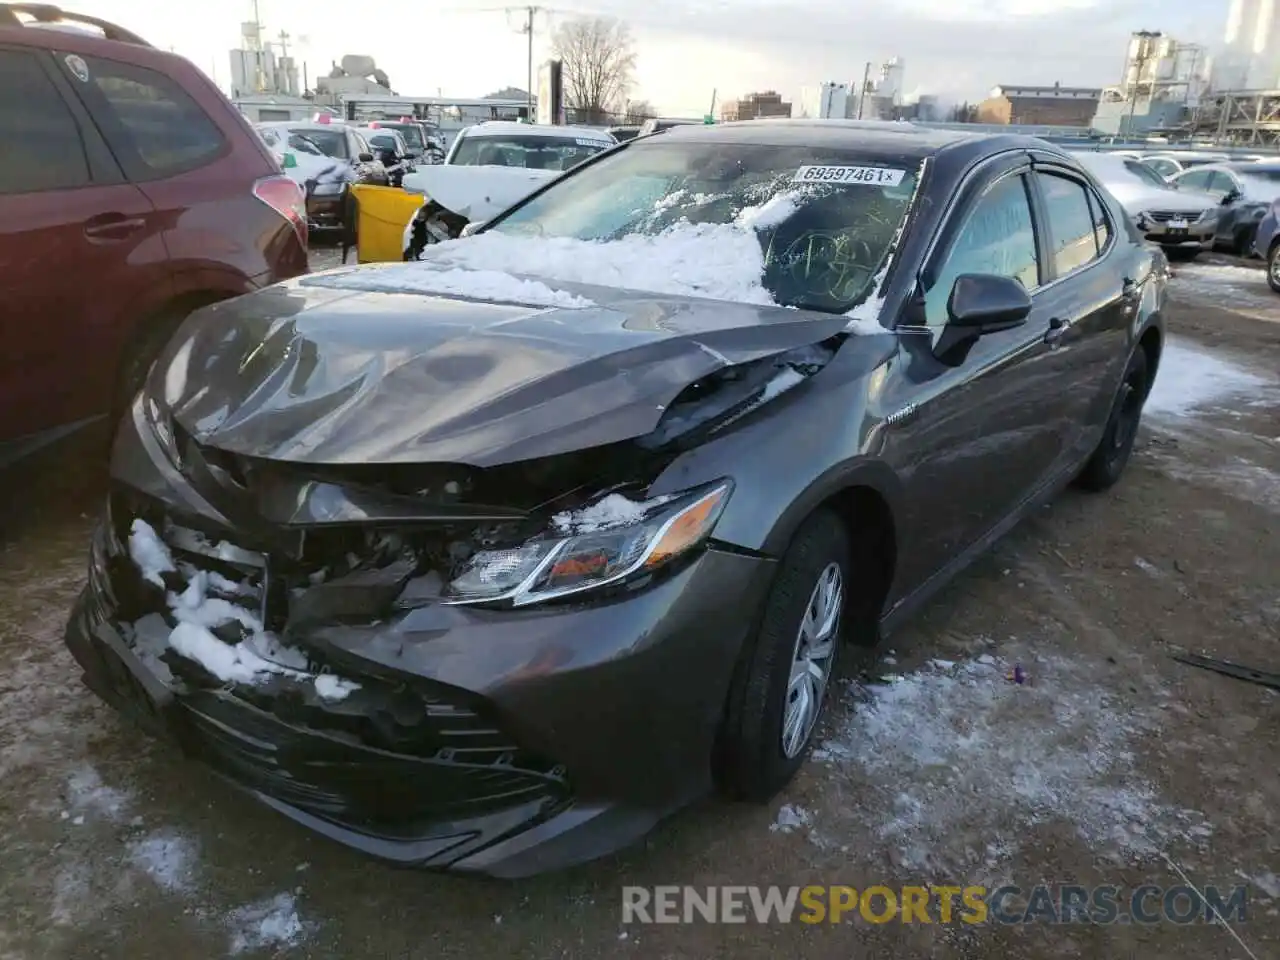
<box><xmin>1268</xmin><ymin>242</ymin><xmax>1280</xmax><ymax>293</ymax></box>
<box><xmin>1074</xmin><ymin>348</ymin><xmax>1149</xmax><ymax>493</ymax></box>
<box><xmin>111</xmin><ymin>312</ymin><xmax>188</xmax><ymax>420</ymax></box>
<box><xmin>717</xmin><ymin>510</ymin><xmax>851</xmax><ymax>801</ymax></box>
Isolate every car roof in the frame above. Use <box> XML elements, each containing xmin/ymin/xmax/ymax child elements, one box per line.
<box><xmin>1225</xmin><ymin>160</ymin><xmax>1280</xmax><ymax>173</ymax></box>
<box><xmin>656</xmin><ymin>118</ymin><xmax>1038</xmax><ymax>162</ymax></box>
<box><xmin>462</xmin><ymin>121</ymin><xmax>614</xmax><ymax>141</ymax></box>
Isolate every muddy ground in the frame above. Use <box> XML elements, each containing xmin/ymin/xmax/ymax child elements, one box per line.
<box><xmin>1</xmin><ymin>254</ymin><xmax>1277</xmax><ymax>959</ymax></box>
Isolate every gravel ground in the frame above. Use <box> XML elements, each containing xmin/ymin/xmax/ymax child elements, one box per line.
<box><xmin>1</xmin><ymin>254</ymin><xmax>1277</xmax><ymax>959</ymax></box>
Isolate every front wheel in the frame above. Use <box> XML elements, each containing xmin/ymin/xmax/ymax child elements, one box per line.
<box><xmin>1267</xmin><ymin>242</ymin><xmax>1280</xmax><ymax>293</ymax></box>
<box><xmin>1075</xmin><ymin>348</ymin><xmax>1149</xmax><ymax>493</ymax></box>
<box><xmin>717</xmin><ymin>510</ymin><xmax>850</xmax><ymax>801</ymax></box>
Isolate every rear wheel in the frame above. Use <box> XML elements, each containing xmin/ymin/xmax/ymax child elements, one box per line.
<box><xmin>717</xmin><ymin>510</ymin><xmax>850</xmax><ymax>801</ymax></box>
<box><xmin>1075</xmin><ymin>348</ymin><xmax>1149</xmax><ymax>492</ymax></box>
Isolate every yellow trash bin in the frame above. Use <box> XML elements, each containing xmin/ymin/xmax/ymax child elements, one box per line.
<box><xmin>349</xmin><ymin>184</ymin><xmax>423</xmax><ymax>264</ymax></box>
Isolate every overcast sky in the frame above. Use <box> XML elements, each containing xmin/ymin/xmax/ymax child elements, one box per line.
<box><xmin>95</xmin><ymin>0</ymin><xmax>1228</xmax><ymax>115</ymax></box>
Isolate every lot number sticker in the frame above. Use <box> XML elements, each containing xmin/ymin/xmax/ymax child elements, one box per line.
<box><xmin>793</xmin><ymin>165</ymin><xmax>905</xmax><ymax>186</ymax></box>
<box><xmin>576</xmin><ymin>138</ymin><xmax>613</xmax><ymax>148</ymax></box>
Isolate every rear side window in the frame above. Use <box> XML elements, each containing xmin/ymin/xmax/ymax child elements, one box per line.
<box><xmin>71</xmin><ymin>56</ymin><xmax>226</xmax><ymax>179</ymax></box>
<box><xmin>1036</xmin><ymin>172</ymin><xmax>1099</xmax><ymax>276</ymax></box>
<box><xmin>0</xmin><ymin>50</ymin><xmax>90</xmax><ymax>194</ymax></box>
<box><xmin>1085</xmin><ymin>187</ymin><xmax>1112</xmax><ymax>252</ymax></box>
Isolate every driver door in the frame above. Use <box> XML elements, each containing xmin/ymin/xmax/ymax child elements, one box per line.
<box><xmin>886</xmin><ymin>163</ymin><xmax>1066</xmax><ymax>595</ymax></box>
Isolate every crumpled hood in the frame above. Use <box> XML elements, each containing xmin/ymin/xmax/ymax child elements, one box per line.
<box><xmin>152</xmin><ymin>279</ymin><xmax>852</xmax><ymax>467</ymax></box>
<box><xmin>401</xmin><ymin>164</ymin><xmax>558</xmax><ymax>220</ymax></box>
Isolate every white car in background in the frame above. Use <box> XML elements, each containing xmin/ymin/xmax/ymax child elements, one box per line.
<box><xmin>1140</xmin><ymin>151</ymin><xmax>1230</xmax><ymax>180</ymax></box>
<box><xmin>1073</xmin><ymin>151</ymin><xmax>1219</xmax><ymax>260</ymax></box>
<box><xmin>401</xmin><ymin>121</ymin><xmax>616</xmax><ymax>255</ymax></box>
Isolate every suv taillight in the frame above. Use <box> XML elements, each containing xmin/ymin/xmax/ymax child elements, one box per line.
<box><xmin>253</xmin><ymin>174</ymin><xmax>308</xmax><ymax>250</ymax></box>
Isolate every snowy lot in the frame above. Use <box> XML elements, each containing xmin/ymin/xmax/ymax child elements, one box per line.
<box><xmin>1</xmin><ymin>255</ymin><xmax>1278</xmax><ymax>959</ymax></box>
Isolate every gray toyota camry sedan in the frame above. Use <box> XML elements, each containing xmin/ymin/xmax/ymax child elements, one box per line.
<box><xmin>65</xmin><ymin>119</ymin><xmax>1167</xmax><ymax>878</ymax></box>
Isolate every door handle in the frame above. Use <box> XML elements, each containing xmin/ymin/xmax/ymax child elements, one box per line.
<box><xmin>1045</xmin><ymin>316</ymin><xmax>1068</xmax><ymax>346</ymax></box>
<box><xmin>83</xmin><ymin>213</ymin><xmax>146</xmax><ymax>241</ymax></box>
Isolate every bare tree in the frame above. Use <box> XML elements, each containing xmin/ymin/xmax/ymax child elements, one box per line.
<box><xmin>551</xmin><ymin>17</ymin><xmax>636</xmax><ymax>125</ymax></box>
<box><xmin>624</xmin><ymin>99</ymin><xmax>655</xmax><ymax>123</ymax></box>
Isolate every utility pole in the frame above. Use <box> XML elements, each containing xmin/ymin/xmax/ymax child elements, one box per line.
<box><xmin>252</xmin><ymin>0</ymin><xmax>264</xmax><ymax>93</ymax></box>
<box><xmin>856</xmin><ymin>61</ymin><xmax>872</xmax><ymax>119</ymax></box>
<box><xmin>514</xmin><ymin>6</ymin><xmax>539</xmax><ymax>120</ymax></box>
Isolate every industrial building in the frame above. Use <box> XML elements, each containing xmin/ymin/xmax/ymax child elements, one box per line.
<box><xmin>977</xmin><ymin>83</ymin><xmax>1101</xmax><ymax>126</ymax></box>
<box><xmin>1091</xmin><ymin>31</ymin><xmax>1208</xmax><ymax>136</ymax></box>
<box><xmin>719</xmin><ymin>91</ymin><xmax>792</xmax><ymax>121</ymax></box>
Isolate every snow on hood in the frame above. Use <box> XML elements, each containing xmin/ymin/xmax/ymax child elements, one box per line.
<box><xmin>304</xmin><ymin>262</ymin><xmax>595</xmax><ymax>310</ymax></box>
<box><xmin>401</xmin><ymin>164</ymin><xmax>558</xmax><ymax>220</ymax></box>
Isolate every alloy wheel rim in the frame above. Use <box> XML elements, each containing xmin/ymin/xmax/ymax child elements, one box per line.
<box><xmin>781</xmin><ymin>562</ymin><xmax>843</xmax><ymax>759</ymax></box>
<box><xmin>1271</xmin><ymin>252</ymin><xmax>1280</xmax><ymax>284</ymax></box>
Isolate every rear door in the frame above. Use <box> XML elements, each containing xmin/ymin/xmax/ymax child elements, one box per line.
<box><xmin>0</xmin><ymin>45</ymin><xmax>164</xmax><ymax>443</ymax></box>
<box><xmin>1026</xmin><ymin>164</ymin><xmax>1133</xmax><ymax>468</ymax></box>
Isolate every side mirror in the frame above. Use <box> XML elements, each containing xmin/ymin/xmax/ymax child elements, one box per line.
<box><xmin>358</xmin><ymin>152</ymin><xmax>374</xmax><ymax>163</ymax></box>
<box><xmin>947</xmin><ymin>273</ymin><xmax>1033</xmax><ymax>329</ymax></box>
<box><xmin>1221</xmin><ymin>190</ymin><xmax>1240</xmax><ymax>206</ymax></box>
<box><xmin>933</xmin><ymin>273</ymin><xmax>1031</xmax><ymax>363</ymax></box>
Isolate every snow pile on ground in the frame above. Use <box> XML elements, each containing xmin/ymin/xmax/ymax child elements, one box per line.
<box><xmin>126</xmin><ymin>830</ymin><xmax>198</xmax><ymax>894</ymax></box>
<box><xmin>126</xmin><ymin>520</ymin><xmax>361</xmax><ymax>701</ymax></box>
<box><xmin>813</xmin><ymin>654</ymin><xmax>1211</xmax><ymax>872</ymax></box>
<box><xmin>770</xmin><ymin>804</ymin><xmax>811</xmax><ymax>834</ymax></box>
<box><xmin>227</xmin><ymin>893</ymin><xmax>309</xmax><ymax>955</ymax></box>
<box><xmin>305</xmin><ymin>263</ymin><xmax>595</xmax><ymax>309</ymax></box>
<box><xmin>1147</xmin><ymin>339</ymin><xmax>1270</xmax><ymax>417</ymax></box>
<box><xmin>1170</xmin><ymin>260</ymin><xmax>1277</xmax><ymax>315</ymax></box>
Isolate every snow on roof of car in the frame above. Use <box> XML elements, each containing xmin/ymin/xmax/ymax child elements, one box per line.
<box><xmin>461</xmin><ymin>121</ymin><xmax>615</xmax><ymax>142</ymax></box>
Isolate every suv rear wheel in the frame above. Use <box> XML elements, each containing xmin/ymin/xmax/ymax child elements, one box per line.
<box><xmin>1268</xmin><ymin>242</ymin><xmax>1280</xmax><ymax>293</ymax></box>
<box><xmin>1075</xmin><ymin>348</ymin><xmax>1149</xmax><ymax>492</ymax></box>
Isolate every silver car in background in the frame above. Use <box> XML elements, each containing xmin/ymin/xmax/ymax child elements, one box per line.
<box><xmin>1168</xmin><ymin>161</ymin><xmax>1280</xmax><ymax>256</ymax></box>
<box><xmin>1072</xmin><ymin>152</ymin><xmax>1218</xmax><ymax>261</ymax></box>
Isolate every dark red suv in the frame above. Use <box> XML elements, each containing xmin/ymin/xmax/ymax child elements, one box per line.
<box><xmin>0</xmin><ymin>4</ymin><xmax>308</xmax><ymax>467</ymax></box>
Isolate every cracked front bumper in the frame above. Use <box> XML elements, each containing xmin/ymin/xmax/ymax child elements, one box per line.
<box><xmin>63</xmin><ymin>410</ymin><xmax>774</xmax><ymax>877</ymax></box>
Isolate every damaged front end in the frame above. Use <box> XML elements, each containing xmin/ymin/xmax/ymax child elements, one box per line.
<box><xmin>65</xmin><ymin>318</ymin><xmax>843</xmax><ymax>874</ymax></box>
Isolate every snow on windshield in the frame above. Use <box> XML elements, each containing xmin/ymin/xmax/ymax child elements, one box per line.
<box><xmin>477</xmin><ymin>140</ymin><xmax>921</xmax><ymax>317</ymax></box>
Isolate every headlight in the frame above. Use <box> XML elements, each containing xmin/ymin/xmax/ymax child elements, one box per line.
<box><xmin>443</xmin><ymin>481</ymin><xmax>733</xmax><ymax>607</ymax></box>
<box><xmin>311</xmin><ymin>180</ymin><xmax>346</xmax><ymax>196</ymax></box>
<box><xmin>1196</xmin><ymin>209</ymin><xmax>1217</xmax><ymax>223</ymax></box>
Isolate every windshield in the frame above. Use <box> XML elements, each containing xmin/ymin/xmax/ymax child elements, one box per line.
<box><xmin>452</xmin><ymin>133</ymin><xmax>613</xmax><ymax>171</ymax></box>
<box><xmin>369</xmin><ymin>134</ymin><xmax>399</xmax><ymax>152</ymax></box>
<box><xmin>290</xmin><ymin>128</ymin><xmax>347</xmax><ymax>159</ymax></box>
<box><xmin>289</xmin><ymin>134</ymin><xmax>325</xmax><ymax>156</ymax></box>
<box><xmin>379</xmin><ymin>123</ymin><xmax>424</xmax><ymax>150</ymax></box>
<box><xmin>489</xmin><ymin>139</ymin><xmax>920</xmax><ymax>314</ymax></box>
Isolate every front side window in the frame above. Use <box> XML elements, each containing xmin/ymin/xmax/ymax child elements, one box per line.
<box><xmin>1036</xmin><ymin>172</ymin><xmax>1100</xmax><ymax>275</ymax></box>
<box><xmin>451</xmin><ymin>133</ymin><xmax>613</xmax><ymax>171</ymax></box>
<box><xmin>923</xmin><ymin>173</ymin><xmax>1039</xmax><ymax>327</ymax></box>
<box><xmin>489</xmin><ymin>139</ymin><xmax>920</xmax><ymax>314</ymax></box>
<box><xmin>0</xmin><ymin>50</ymin><xmax>90</xmax><ymax>194</ymax></box>
<box><xmin>75</xmin><ymin>56</ymin><xmax>225</xmax><ymax>178</ymax></box>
